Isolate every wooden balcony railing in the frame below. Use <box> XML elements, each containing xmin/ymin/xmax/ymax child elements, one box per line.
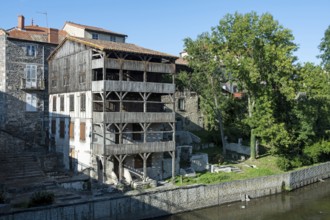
<box><xmin>20</xmin><ymin>78</ymin><xmax>45</xmax><ymax>90</ymax></box>
<box><xmin>93</xmin><ymin>141</ymin><xmax>175</xmax><ymax>155</ymax></box>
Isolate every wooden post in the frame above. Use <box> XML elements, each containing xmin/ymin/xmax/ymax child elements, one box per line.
<box><xmin>169</xmin><ymin>150</ymin><xmax>176</xmax><ymax>183</ymax></box>
<box><xmin>102</xmin><ymin>52</ymin><xmax>106</xmax><ymax>183</ymax></box>
<box><xmin>114</xmin><ymin>155</ymin><xmax>127</xmax><ymax>182</ymax></box>
<box><xmin>139</xmin><ymin>153</ymin><xmax>151</xmax><ymax>182</ymax></box>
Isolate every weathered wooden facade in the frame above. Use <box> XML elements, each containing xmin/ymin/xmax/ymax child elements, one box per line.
<box><xmin>48</xmin><ymin>36</ymin><xmax>177</xmax><ymax>183</ymax></box>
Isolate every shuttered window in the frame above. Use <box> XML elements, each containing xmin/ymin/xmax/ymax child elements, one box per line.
<box><xmin>69</xmin><ymin>95</ymin><xmax>74</xmax><ymax>111</ymax></box>
<box><xmin>51</xmin><ymin>119</ymin><xmax>56</xmax><ymax>135</ymax></box>
<box><xmin>60</xmin><ymin>120</ymin><xmax>65</xmax><ymax>138</ymax></box>
<box><xmin>69</xmin><ymin>122</ymin><xmax>74</xmax><ymax>139</ymax></box>
<box><xmin>80</xmin><ymin>122</ymin><xmax>86</xmax><ymax>141</ymax></box>
<box><xmin>60</xmin><ymin>95</ymin><xmax>64</xmax><ymax>111</ymax></box>
<box><xmin>80</xmin><ymin>93</ymin><xmax>86</xmax><ymax>112</ymax></box>
<box><xmin>52</xmin><ymin>96</ymin><xmax>57</xmax><ymax>112</ymax></box>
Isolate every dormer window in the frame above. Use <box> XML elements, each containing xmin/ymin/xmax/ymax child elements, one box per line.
<box><xmin>92</xmin><ymin>33</ymin><xmax>99</xmax><ymax>40</ymax></box>
<box><xmin>26</xmin><ymin>45</ymin><xmax>36</xmax><ymax>56</ymax></box>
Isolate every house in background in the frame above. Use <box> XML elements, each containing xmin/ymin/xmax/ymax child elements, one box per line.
<box><xmin>173</xmin><ymin>54</ymin><xmax>204</xmax><ymax>132</ymax></box>
<box><xmin>0</xmin><ymin>15</ymin><xmax>66</xmax><ymax>148</ymax></box>
<box><xmin>63</xmin><ymin>21</ymin><xmax>127</xmax><ymax>43</ymax></box>
<box><xmin>48</xmin><ymin>36</ymin><xmax>177</xmax><ymax>184</ymax></box>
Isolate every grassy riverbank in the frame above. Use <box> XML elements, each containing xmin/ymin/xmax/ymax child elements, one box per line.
<box><xmin>174</xmin><ymin>155</ymin><xmax>284</xmax><ymax>186</ymax></box>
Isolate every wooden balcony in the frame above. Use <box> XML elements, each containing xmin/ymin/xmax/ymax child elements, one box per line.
<box><xmin>20</xmin><ymin>78</ymin><xmax>45</xmax><ymax>91</ymax></box>
<box><xmin>92</xmin><ymin>58</ymin><xmax>175</xmax><ymax>74</ymax></box>
<box><xmin>93</xmin><ymin>112</ymin><xmax>175</xmax><ymax>124</ymax></box>
<box><xmin>93</xmin><ymin>141</ymin><xmax>175</xmax><ymax>155</ymax></box>
<box><xmin>92</xmin><ymin>80</ymin><xmax>175</xmax><ymax>94</ymax></box>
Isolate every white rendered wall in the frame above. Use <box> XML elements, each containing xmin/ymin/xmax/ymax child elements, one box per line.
<box><xmin>49</xmin><ymin>91</ymin><xmax>93</xmax><ymax>171</ymax></box>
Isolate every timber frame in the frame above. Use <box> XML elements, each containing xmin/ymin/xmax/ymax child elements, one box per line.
<box><xmin>48</xmin><ymin>37</ymin><xmax>178</xmax><ymax>183</ymax></box>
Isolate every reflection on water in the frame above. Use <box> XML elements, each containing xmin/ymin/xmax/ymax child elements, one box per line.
<box><xmin>159</xmin><ymin>179</ymin><xmax>330</xmax><ymax>220</ymax></box>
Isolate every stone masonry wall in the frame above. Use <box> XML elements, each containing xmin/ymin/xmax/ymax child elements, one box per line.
<box><xmin>2</xmin><ymin>39</ymin><xmax>55</xmax><ymax>147</ymax></box>
<box><xmin>0</xmin><ymin>161</ymin><xmax>329</xmax><ymax>220</ymax></box>
<box><xmin>163</xmin><ymin>90</ymin><xmax>204</xmax><ymax>132</ymax></box>
<box><xmin>0</xmin><ymin>35</ymin><xmax>6</xmax><ymax>128</ymax></box>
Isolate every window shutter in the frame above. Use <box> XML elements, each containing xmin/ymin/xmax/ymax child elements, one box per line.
<box><xmin>69</xmin><ymin>122</ymin><xmax>74</xmax><ymax>139</ymax></box>
<box><xmin>51</xmin><ymin>120</ymin><xmax>56</xmax><ymax>135</ymax></box>
<box><xmin>60</xmin><ymin>120</ymin><xmax>65</xmax><ymax>138</ymax></box>
<box><xmin>80</xmin><ymin>122</ymin><xmax>86</xmax><ymax>141</ymax></box>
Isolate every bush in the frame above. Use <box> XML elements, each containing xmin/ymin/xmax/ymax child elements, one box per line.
<box><xmin>304</xmin><ymin>141</ymin><xmax>330</xmax><ymax>163</ymax></box>
<box><xmin>28</xmin><ymin>191</ymin><xmax>55</xmax><ymax>207</ymax></box>
<box><xmin>276</xmin><ymin>157</ymin><xmax>292</xmax><ymax>171</ymax></box>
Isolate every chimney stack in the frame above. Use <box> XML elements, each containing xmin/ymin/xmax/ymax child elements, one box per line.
<box><xmin>48</xmin><ymin>28</ymin><xmax>59</xmax><ymax>44</ymax></box>
<box><xmin>18</xmin><ymin>15</ymin><xmax>25</xmax><ymax>30</ymax></box>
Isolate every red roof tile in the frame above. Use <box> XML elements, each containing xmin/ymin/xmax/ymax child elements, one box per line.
<box><xmin>7</xmin><ymin>25</ymin><xmax>67</xmax><ymax>44</ymax></box>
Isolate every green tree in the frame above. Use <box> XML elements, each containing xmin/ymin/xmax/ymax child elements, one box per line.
<box><xmin>319</xmin><ymin>25</ymin><xmax>330</xmax><ymax>71</ymax></box>
<box><xmin>184</xmin><ymin>12</ymin><xmax>298</xmax><ymax>159</ymax></box>
<box><xmin>180</xmin><ymin>34</ymin><xmax>227</xmax><ymax>154</ymax></box>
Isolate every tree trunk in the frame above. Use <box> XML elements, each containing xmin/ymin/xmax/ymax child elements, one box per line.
<box><xmin>248</xmin><ymin>95</ymin><xmax>256</xmax><ymax>160</ymax></box>
<box><xmin>250</xmin><ymin>129</ymin><xmax>256</xmax><ymax>160</ymax></box>
<box><xmin>217</xmin><ymin>111</ymin><xmax>226</xmax><ymax>156</ymax></box>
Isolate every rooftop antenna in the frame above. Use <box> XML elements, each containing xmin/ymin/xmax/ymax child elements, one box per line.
<box><xmin>36</xmin><ymin>11</ymin><xmax>48</xmax><ymax>28</ymax></box>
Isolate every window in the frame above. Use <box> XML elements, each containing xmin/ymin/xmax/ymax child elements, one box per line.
<box><xmin>80</xmin><ymin>122</ymin><xmax>86</xmax><ymax>141</ymax></box>
<box><xmin>78</xmin><ymin>62</ymin><xmax>86</xmax><ymax>84</ymax></box>
<box><xmin>65</xmin><ymin>58</ymin><xmax>70</xmax><ymax>75</ymax></box>
<box><xmin>69</xmin><ymin>94</ymin><xmax>74</xmax><ymax>111</ymax></box>
<box><xmin>63</xmin><ymin>58</ymin><xmax>70</xmax><ymax>86</ymax></box>
<box><xmin>60</xmin><ymin>95</ymin><xmax>64</xmax><ymax>111</ymax></box>
<box><xmin>51</xmin><ymin>119</ymin><xmax>56</xmax><ymax>135</ymax></box>
<box><xmin>26</xmin><ymin>45</ymin><xmax>36</xmax><ymax>56</ymax></box>
<box><xmin>178</xmin><ymin>98</ymin><xmax>185</xmax><ymax>111</ymax></box>
<box><xmin>80</xmin><ymin>93</ymin><xmax>86</xmax><ymax>112</ymax></box>
<box><xmin>60</xmin><ymin>120</ymin><xmax>65</xmax><ymax>138</ymax></box>
<box><xmin>92</xmin><ymin>33</ymin><xmax>99</xmax><ymax>40</ymax></box>
<box><xmin>110</xmin><ymin>36</ymin><xmax>116</xmax><ymax>42</ymax></box>
<box><xmin>52</xmin><ymin>96</ymin><xmax>57</xmax><ymax>112</ymax></box>
<box><xmin>63</xmin><ymin>75</ymin><xmax>70</xmax><ymax>86</ymax></box>
<box><xmin>69</xmin><ymin>122</ymin><xmax>74</xmax><ymax>139</ymax></box>
<box><xmin>51</xmin><ymin>78</ymin><xmax>57</xmax><ymax>88</ymax></box>
<box><xmin>26</xmin><ymin>93</ymin><xmax>37</xmax><ymax>112</ymax></box>
<box><xmin>25</xmin><ymin>65</ymin><xmax>37</xmax><ymax>89</ymax></box>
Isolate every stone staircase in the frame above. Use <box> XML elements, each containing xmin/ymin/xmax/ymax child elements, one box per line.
<box><xmin>0</xmin><ymin>151</ymin><xmax>46</xmax><ymax>191</ymax></box>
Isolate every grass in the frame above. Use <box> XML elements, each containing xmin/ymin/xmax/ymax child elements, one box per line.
<box><xmin>175</xmin><ymin>155</ymin><xmax>284</xmax><ymax>186</ymax></box>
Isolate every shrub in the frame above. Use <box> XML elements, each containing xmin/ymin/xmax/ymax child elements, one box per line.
<box><xmin>304</xmin><ymin>141</ymin><xmax>330</xmax><ymax>163</ymax></box>
<box><xmin>28</xmin><ymin>191</ymin><xmax>55</xmax><ymax>207</ymax></box>
<box><xmin>276</xmin><ymin>157</ymin><xmax>292</xmax><ymax>171</ymax></box>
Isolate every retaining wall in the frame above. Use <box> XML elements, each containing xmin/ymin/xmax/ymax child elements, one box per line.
<box><xmin>1</xmin><ymin>162</ymin><xmax>329</xmax><ymax>220</ymax></box>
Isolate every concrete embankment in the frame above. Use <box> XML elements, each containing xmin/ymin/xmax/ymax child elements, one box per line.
<box><xmin>1</xmin><ymin>162</ymin><xmax>329</xmax><ymax>220</ymax></box>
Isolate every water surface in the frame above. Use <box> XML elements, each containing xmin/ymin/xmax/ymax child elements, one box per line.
<box><xmin>159</xmin><ymin>179</ymin><xmax>330</xmax><ymax>220</ymax></box>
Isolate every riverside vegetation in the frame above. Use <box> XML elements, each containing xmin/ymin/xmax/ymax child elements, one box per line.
<box><xmin>177</xmin><ymin>11</ymin><xmax>330</xmax><ymax>174</ymax></box>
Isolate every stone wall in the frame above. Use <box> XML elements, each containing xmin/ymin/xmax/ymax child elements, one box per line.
<box><xmin>0</xmin><ymin>36</ymin><xmax>6</xmax><ymax>128</ymax></box>
<box><xmin>0</xmin><ymin>162</ymin><xmax>329</xmax><ymax>220</ymax></box>
<box><xmin>163</xmin><ymin>90</ymin><xmax>203</xmax><ymax>131</ymax></box>
<box><xmin>1</xmin><ymin>38</ymin><xmax>56</xmax><ymax>148</ymax></box>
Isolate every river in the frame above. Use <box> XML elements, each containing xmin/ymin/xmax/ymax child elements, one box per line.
<box><xmin>158</xmin><ymin>179</ymin><xmax>330</xmax><ymax>220</ymax></box>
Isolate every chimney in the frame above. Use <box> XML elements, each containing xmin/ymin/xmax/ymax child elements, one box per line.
<box><xmin>18</xmin><ymin>15</ymin><xmax>25</xmax><ymax>30</ymax></box>
<box><xmin>48</xmin><ymin>28</ymin><xmax>59</xmax><ymax>44</ymax></box>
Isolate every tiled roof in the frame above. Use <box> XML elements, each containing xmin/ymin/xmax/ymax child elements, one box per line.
<box><xmin>7</xmin><ymin>25</ymin><xmax>66</xmax><ymax>44</ymax></box>
<box><xmin>64</xmin><ymin>21</ymin><xmax>127</xmax><ymax>37</ymax></box>
<box><xmin>175</xmin><ymin>57</ymin><xmax>188</xmax><ymax>65</ymax></box>
<box><xmin>51</xmin><ymin>36</ymin><xmax>177</xmax><ymax>59</ymax></box>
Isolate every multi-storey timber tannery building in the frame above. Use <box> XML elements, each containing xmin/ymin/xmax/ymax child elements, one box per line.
<box><xmin>48</xmin><ymin>36</ymin><xmax>178</xmax><ymax>184</ymax></box>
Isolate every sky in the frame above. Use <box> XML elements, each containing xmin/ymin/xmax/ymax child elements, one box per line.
<box><xmin>1</xmin><ymin>0</ymin><xmax>329</xmax><ymax>64</ymax></box>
